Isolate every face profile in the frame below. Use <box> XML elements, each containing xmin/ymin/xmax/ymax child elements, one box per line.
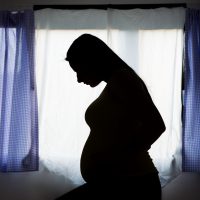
<box><xmin>68</xmin><ymin>60</ymin><xmax>102</xmax><ymax>87</ymax></box>
<box><xmin>76</xmin><ymin>70</ymin><xmax>102</xmax><ymax>87</ymax></box>
<box><xmin>66</xmin><ymin>34</ymin><xmax>124</xmax><ymax>87</ymax></box>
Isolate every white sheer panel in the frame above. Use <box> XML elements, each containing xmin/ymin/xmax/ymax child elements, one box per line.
<box><xmin>138</xmin><ymin>29</ymin><xmax>183</xmax><ymax>185</ymax></box>
<box><xmin>31</xmin><ymin>7</ymin><xmax>185</xmax><ymax>200</ymax></box>
<box><xmin>36</xmin><ymin>29</ymin><xmax>107</xmax><ymax>185</ymax></box>
<box><xmin>107</xmin><ymin>7</ymin><xmax>185</xmax><ymax>29</ymax></box>
<box><xmin>35</xmin><ymin>8</ymin><xmax>108</xmax><ymax>29</ymax></box>
<box><xmin>107</xmin><ymin>29</ymin><xmax>139</xmax><ymax>70</ymax></box>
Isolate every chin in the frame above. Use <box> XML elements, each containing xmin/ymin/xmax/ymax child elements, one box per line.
<box><xmin>89</xmin><ymin>84</ymin><xmax>98</xmax><ymax>88</ymax></box>
<box><xmin>89</xmin><ymin>82</ymin><xmax>101</xmax><ymax>87</ymax></box>
<box><xmin>84</xmin><ymin>80</ymin><xmax>101</xmax><ymax>87</ymax></box>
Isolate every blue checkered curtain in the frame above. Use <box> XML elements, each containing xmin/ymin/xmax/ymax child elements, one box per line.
<box><xmin>183</xmin><ymin>8</ymin><xmax>200</xmax><ymax>171</ymax></box>
<box><xmin>0</xmin><ymin>10</ymin><xmax>38</xmax><ymax>172</ymax></box>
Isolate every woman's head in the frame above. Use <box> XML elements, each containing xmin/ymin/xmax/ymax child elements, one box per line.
<box><xmin>66</xmin><ymin>33</ymin><xmax>128</xmax><ymax>87</ymax></box>
<box><xmin>66</xmin><ymin>34</ymin><xmax>109</xmax><ymax>67</ymax></box>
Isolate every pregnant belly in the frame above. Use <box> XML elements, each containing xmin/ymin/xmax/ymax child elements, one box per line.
<box><xmin>80</xmin><ymin>134</ymin><xmax>113</xmax><ymax>183</ymax></box>
<box><xmin>80</xmin><ymin>133</ymin><xmax>156</xmax><ymax>183</ymax></box>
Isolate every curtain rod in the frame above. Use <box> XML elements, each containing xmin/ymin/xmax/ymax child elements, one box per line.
<box><xmin>33</xmin><ymin>4</ymin><xmax>186</xmax><ymax>11</ymax></box>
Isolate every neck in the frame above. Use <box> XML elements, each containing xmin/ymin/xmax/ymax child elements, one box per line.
<box><xmin>103</xmin><ymin>65</ymin><xmax>126</xmax><ymax>83</ymax></box>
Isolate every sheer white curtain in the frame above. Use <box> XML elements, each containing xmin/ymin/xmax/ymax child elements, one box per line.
<box><xmin>34</xmin><ymin>7</ymin><xmax>185</xmax><ymax>199</ymax></box>
<box><xmin>35</xmin><ymin>9</ymin><xmax>108</xmax><ymax>198</ymax></box>
<box><xmin>139</xmin><ymin>29</ymin><xmax>183</xmax><ymax>185</ymax></box>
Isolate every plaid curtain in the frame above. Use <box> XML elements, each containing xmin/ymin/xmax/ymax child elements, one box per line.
<box><xmin>0</xmin><ymin>10</ymin><xmax>38</xmax><ymax>172</ymax></box>
<box><xmin>183</xmin><ymin>8</ymin><xmax>200</xmax><ymax>171</ymax></box>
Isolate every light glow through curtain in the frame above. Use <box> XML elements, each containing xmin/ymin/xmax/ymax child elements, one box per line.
<box><xmin>0</xmin><ymin>10</ymin><xmax>38</xmax><ymax>172</ymax></box>
<box><xmin>183</xmin><ymin>8</ymin><xmax>200</xmax><ymax>171</ymax></box>
<box><xmin>35</xmin><ymin>7</ymin><xmax>185</xmax><ymax>194</ymax></box>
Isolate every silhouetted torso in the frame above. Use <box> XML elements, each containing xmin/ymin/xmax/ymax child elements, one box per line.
<box><xmin>81</xmin><ymin>67</ymin><xmax>161</xmax><ymax>183</ymax></box>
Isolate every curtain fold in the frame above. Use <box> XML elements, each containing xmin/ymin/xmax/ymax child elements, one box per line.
<box><xmin>183</xmin><ymin>8</ymin><xmax>200</xmax><ymax>171</ymax></box>
<box><xmin>0</xmin><ymin>10</ymin><xmax>38</xmax><ymax>172</ymax></box>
